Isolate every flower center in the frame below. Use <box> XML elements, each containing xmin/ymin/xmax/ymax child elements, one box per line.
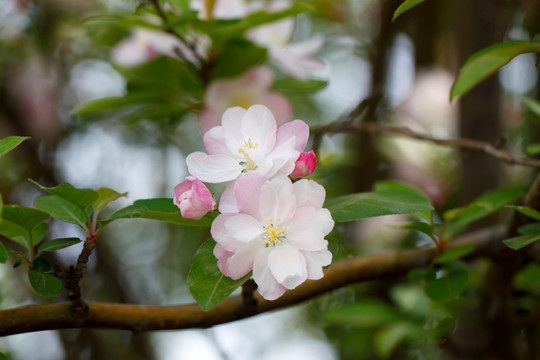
<box><xmin>263</xmin><ymin>218</ymin><xmax>287</xmax><ymax>247</ymax></box>
<box><xmin>238</xmin><ymin>138</ymin><xmax>259</xmax><ymax>171</ymax></box>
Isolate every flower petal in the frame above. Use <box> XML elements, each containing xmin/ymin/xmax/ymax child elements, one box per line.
<box><xmin>303</xmin><ymin>249</ymin><xmax>332</xmax><ymax>280</ymax></box>
<box><xmin>186</xmin><ymin>152</ymin><xmax>243</xmax><ymax>183</ymax></box>
<box><xmin>226</xmin><ymin>240</ymin><xmax>265</xmax><ymax>280</ymax></box>
<box><xmin>235</xmin><ymin>171</ymin><xmax>266</xmax><ymax>218</ymax></box>
<box><xmin>265</xmin><ymin>136</ymin><xmax>298</xmax><ymax>178</ymax></box>
<box><xmin>276</xmin><ymin>119</ymin><xmax>309</xmax><ymax>152</ymax></box>
<box><xmin>253</xmin><ymin>249</ymin><xmax>287</xmax><ymax>300</ymax></box>
<box><xmin>267</xmin><ymin>244</ymin><xmax>307</xmax><ymax>289</ymax></box>
<box><xmin>286</xmin><ymin>219</ymin><xmax>328</xmax><ymax>251</ymax></box>
<box><xmin>259</xmin><ymin>177</ymin><xmax>296</xmax><ymax>223</ymax></box>
<box><xmin>203</xmin><ymin>126</ymin><xmax>229</xmax><ymax>155</ymax></box>
<box><xmin>218</xmin><ymin>181</ymin><xmax>238</xmax><ymax>213</ymax></box>
<box><xmin>225</xmin><ymin>214</ymin><xmax>264</xmax><ymax>243</ymax></box>
<box><xmin>293</xmin><ymin>179</ymin><xmax>326</xmax><ymax>208</ymax></box>
<box><xmin>222</xmin><ymin>106</ymin><xmax>247</xmax><ymax>154</ymax></box>
<box><xmin>211</xmin><ymin>214</ymin><xmax>245</xmax><ymax>252</ymax></box>
<box><xmin>241</xmin><ymin>105</ymin><xmax>277</xmax><ymax>154</ymax></box>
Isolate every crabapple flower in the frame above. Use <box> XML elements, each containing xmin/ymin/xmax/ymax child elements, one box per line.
<box><xmin>112</xmin><ymin>28</ymin><xmax>191</xmax><ymax>67</ymax></box>
<box><xmin>211</xmin><ymin>172</ymin><xmax>334</xmax><ymax>300</ymax></box>
<box><xmin>187</xmin><ymin>104</ymin><xmax>308</xmax><ymax>185</ymax></box>
<box><xmin>290</xmin><ymin>150</ymin><xmax>316</xmax><ymax>179</ymax></box>
<box><xmin>199</xmin><ymin>67</ymin><xmax>292</xmax><ymax>132</ymax></box>
<box><xmin>173</xmin><ymin>176</ymin><xmax>216</xmax><ymax>220</ymax></box>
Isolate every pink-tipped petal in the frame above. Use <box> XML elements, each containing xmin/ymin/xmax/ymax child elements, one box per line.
<box><xmin>292</xmin><ymin>179</ymin><xmax>326</xmax><ymax>208</ymax></box>
<box><xmin>203</xmin><ymin>126</ymin><xmax>229</xmax><ymax>155</ymax></box>
<box><xmin>235</xmin><ymin>171</ymin><xmax>266</xmax><ymax>218</ymax></box>
<box><xmin>253</xmin><ymin>250</ymin><xmax>287</xmax><ymax>300</ymax></box>
<box><xmin>276</xmin><ymin>119</ymin><xmax>310</xmax><ymax>152</ymax></box>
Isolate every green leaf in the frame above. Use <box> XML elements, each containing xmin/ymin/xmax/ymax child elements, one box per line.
<box><xmin>0</xmin><ymin>352</ymin><xmax>8</xmax><ymax>360</ymax></box>
<box><xmin>272</xmin><ymin>78</ymin><xmax>327</xmax><ymax>93</ymax></box>
<box><xmin>134</xmin><ymin>198</ymin><xmax>215</xmax><ymax>227</ymax></box>
<box><xmin>30</xmin><ymin>180</ymin><xmax>98</xmax><ymax>210</ymax></box>
<box><xmin>323</xmin><ymin>300</ymin><xmax>402</xmax><ymax>327</ymax></box>
<box><xmin>210</xmin><ymin>39</ymin><xmax>267</xmax><ymax>79</ymax></box>
<box><xmin>424</xmin><ymin>263</ymin><xmax>469</xmax><ymax>302</ymax></box>
<box><xmin>34</xmin><ymin>195</ymin><xmax>87</xmax><ymax>229</ymax></box>
<box><xmin>375</xmin><ymin>322</ymin><xmax>419</xmax><ymax>358</ymax></box>
<box><xmin>522</xmin><ymin>97</ymin><xmax>540</xmax><ymax>117</ymax></box>
<box><xmin>28</xmin><ymin>270</ymin><xmax>62</xmax><ymax>297</ymax></box>
<box><xmin>374</xmin><ymin>180</ymin><xmax>434</xmax><ymax>222</ymax></box>
<box><xmin>503</xmin><ymin>233</ymin><xmax>540</xmax><ymax>250</ymax></box>
<box><xmin>393</xmin><ymin>222</ymin><xmax>437</xmax><ymax>242</ymax></box>
<box><xmin>72</xmin><ymin>93</ymin><xmax>165</xmax><ymax>116</ymax></box>
<box><xmin>1</xmin><ymin>205</ymin><xmax>49</xmax><ymax>233</ymax></box>
<box><xmin>32</xmin><ymin>256</ymin><xmax>51</xmax><ymax>272</ymax></box>
<box><xmin>392</xmin><ymin>0</ymin><xmax>428</xmax><ymax>21</ymax></box>
<box><xmin>451</xmin><ymin>41</ymin><xmax>540</xmax><ymax>101</ymax></box>
<box><xmin>37</xmin><ymin>238</ymin><xmax>81</xmax><ymax>256</ymax></box>
<box><xmin>0</xmin><ymin>192</ymin><xmax>3</xmax><ymax>218</ymax></box>
<box><xmin>514</xmin><ymin>263</ymin><xmax>540</xmax><ymax>296</ymax></box>
<box><xmin>526</xmin><ymin>143</ymin><xmax>540</xmax><ymax>156</ymax></box>
<box><xmin>325</xmin><ymin>190</ymin><xmax>433</xmax><ymax>223</ymax></box>
<box><xmin>507</xmin><ymin>205</ymin><xmax>540</xmax><ymax>222</ymax></box>
<box><xmin>0</xmin><ymin>219</ymin><xmax>30</xmax><ymax>248</ymax></box>
<box><xmin>98</xmin><ymin>204</ymin><xmax>148</xmax><ymax>226</ymax></box>
<box><xmin>433</xmin><ymin>244</ymin><xmax>475</xmax><ymax>264</ymax></box>
<box><xmin>517</xmin><ymin>222</ymin><xmax>540</xmax><ymax>235</ymax></box>
<box><xmin>0</xmin><ymin>242</ymin><xmax>9</xmax><ymax>263</ymax></box>
<box><xmin>0</xmin><ymin>136</ymin><xmax>30</xmax><ymax>158</ymax></box>
<box><xmin>93</xmin><ymin>188</ymin><xmax>127</xmax><ymax>212</ymax></box>
<box><xmin>443</xmin><ymin>187</ymin><xmax>524</xmax><ymax>238</ymax></box>
<box><xmin>188</xmin><ymin>239</ymin><xmax>250</xmax><ymax>311</ymax></box>
<box><xmin>197</xmin><ymin>3</ymin><xmax>312</xmax><ymax>40</ymax></box>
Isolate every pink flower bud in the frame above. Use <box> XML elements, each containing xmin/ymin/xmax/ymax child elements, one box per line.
<box><xmin>290</xmin><ymin>150</ymin><xmax>317</xmax><ymax>179</ymax></box>
<box><xmin>173</xmin><ymin>176</ymin><xmax>216</xmax><ymax>220</ymax></box>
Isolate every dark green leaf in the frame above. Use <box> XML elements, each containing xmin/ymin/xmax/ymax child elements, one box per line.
<box><xmin>32</xmin><ymin>256</ymin><xmax>51</xmax><ymax>272</ymax></box>
<box><xmin>34</xmin><ymin>195</ymin><xmax>87</xmax><ymax>228</ymax></box>
<box><xmin>325</xmin><ymin>190</ymin><xmax>433</xmax><ymax>223</ymax></box>
<box><xmin>408</xmin><ymin>268</ymin><xmax>428</xmax><ymax>282</ymax></box>
<box><xmin>0</xmin><ymin>352</ymin><xmax>8</xmax><ymax>360</ymax></box>
<box><xmin>451</xmin><ymin>41</ymin><xmax>540</xmax><ymax>101</ymax></box>
<box><xmin>392</xmin><ymin>0</ymin><xmax>428</xmax><ymax>21</ymax></box>
<box><xmin>517</xmin><ymin>222</ymin><xmax>540</xmax><ymax>235</ymax></box>
<box><xmin>434</xmin><ymin>244</ymin><xmax>475</xmax><ymax>264</ymax></box>
<box><xmin>514</xmin><ymin>263</ymin><xmax>540</xmax><ymax>296</ymax></box>
<box><xmin>210</xmin><ymin>39</ymin><xmax>267</xmax><ymax>79</ymax></box>
<box><xmin>425</xmin><ymin>264</ymin><xmax>469</xmax><ymax>302</ymax></box>
<box><xmin>503</xmin><ymin>233</ymin><xmax>540</xmax><ymax>250</ymax></box>
<box><xmin>0</xmin><ymin>242</ymin><xmax>8</xmax><ymax>263</ymax></box>
<box><xmin>37</xmin><ymin>238</ymin><xmax>81</xmax><ymax>256</ymax></box>
<box><xmin>324</xmin><ymin>300</ymin><xmax>402</xmax><ymax>327</ymax></box>
<box><xmin>443</xmin><ymin>187</ymin><xmax>524</xmax><ymax>238</ymax></box>
<box><xmin>0</xmin><ymin>193</ymin><xmax>2</xmax><ymax>218</ymax></box>
<box><xmin>72</xmin><ymin>93</ymin><xmax>166</xmax><ymax>116</ymax></box>
<box><xmin>0</xmin><ymin>136</ymin><xmax>30</xmax><ymax>158</ymax></box>
<box><xmin>134</xmin><ymin>198</ymin><xmax>215</xmax><ymax>227</ymax></box>
<box><xmin>507</xmin><ymin>205</ymin><xmax>540</xmax><ymax>222</ymax></box>
<box><xmin>31</xmin><ymin>223</ymin><xmax>49</xmax><ymax>247</ymax></box>
<box><xmin>30</xmin><ymin>180</ymin><xmax>98</xmax><ymax>210</ymax></box>
<box><xmin>188</xmin><ymin>239</ymin><xmax>250</xmax><ymax>311</ymax></box>
<box><xmin>272</xmin><ymin>78</ymin><xmax>327</xmax><ymax>93</ymax></box>
<box><xmin>373</xmin><ymin>179</ymin><xmax>428</xmax><ymax>196</ymax></box>
<box><xmin>28</xmin><ymin>270</ymin><xmax>62</xmax><ymax>297</ymax></box>
<box><xmin>93</xmin><ymin>188</ymin><xmax>127</xmax><ymax>212</ymax></box>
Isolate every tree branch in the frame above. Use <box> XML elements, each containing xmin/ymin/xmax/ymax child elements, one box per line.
<box><xmin>0</xmin><ymin>225</ymin><xmax>505</xmax><ymax>336</ymax></box>
<box><xmin>312</xmin><ymin>122</ymin><xmax>540</xmax><ymax>169</ymax></box>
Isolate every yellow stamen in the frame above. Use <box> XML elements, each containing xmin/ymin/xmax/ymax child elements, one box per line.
<box><xmin>263</xmin><ymin>221</ymin><xmax>287</xmax><ymax>247</ymax></box>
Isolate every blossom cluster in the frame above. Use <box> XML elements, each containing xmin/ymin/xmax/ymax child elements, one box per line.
<box><xmin>174</xmin><ymin>104</ymin><xmax>334</xmax><ymax>300</ymax></box>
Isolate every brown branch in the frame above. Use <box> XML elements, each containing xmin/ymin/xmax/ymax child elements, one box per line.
<box><xmin>0</xmin><ymin>225</ymin><xmax>505</xmax><ymax>336</ymax></box>
<box><xmin>312</xmin><ymin>122</ymin><xmax>540</xmax><ymax>169</ymax></box>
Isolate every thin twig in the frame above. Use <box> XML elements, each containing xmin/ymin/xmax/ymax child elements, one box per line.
<box><xmin>0</xmin><ymin>225</ymin><xmax>505</xmax><ymax>336</ymax></box>
<box><xmin>312</xmin><ymin>122</ymin><xmax>540</xmax><ymax>169</ymax></box>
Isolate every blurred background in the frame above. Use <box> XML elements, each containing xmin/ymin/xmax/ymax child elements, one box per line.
<box><xmin>1</xmin><ymin>0</ymin><xmax>539</xmax><ymax>359</ymax></box>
